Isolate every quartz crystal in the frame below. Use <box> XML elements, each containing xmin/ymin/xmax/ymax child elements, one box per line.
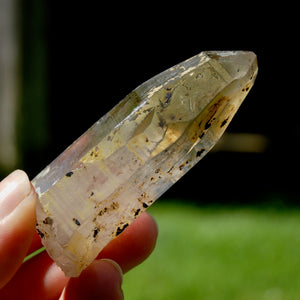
<box><xmin>33</xmin><ymin>51</ymin><xmax>258</xmax><ymax>277</ymax></box>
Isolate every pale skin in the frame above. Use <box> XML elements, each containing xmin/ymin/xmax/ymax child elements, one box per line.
<box><xmin>0</xmin><ymin>170</ymin><xmax>158</xmax><ymax>299</ymax></box>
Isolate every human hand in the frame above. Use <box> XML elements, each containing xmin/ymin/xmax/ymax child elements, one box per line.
<box><xmin>0</xmin><ymin>170</ymin><xmax>158</xmax><ymax>299</ymax></box>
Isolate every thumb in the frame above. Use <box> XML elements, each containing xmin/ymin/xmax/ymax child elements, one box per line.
<box><xmin>0</xmin><ymin>170</ymin><xmax>37</xmax><ymax>288</ymax></box>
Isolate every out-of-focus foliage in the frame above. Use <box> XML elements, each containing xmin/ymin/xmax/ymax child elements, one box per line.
<box><xmin>124</xmin><ymin>201</ymin><xmax>300</xmax><ymax>299</ymax></box>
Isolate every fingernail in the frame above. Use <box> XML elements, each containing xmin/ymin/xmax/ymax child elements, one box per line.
<box><xmin>44</xmin><ymin>263</ymin><xmax>68</xmax><ymax>298</ymax></box>
<box><xmin>65</xmin><ymin>259</ymin><xmax>124</xmax><ymax>299</ymax></box>
<box><xmin>0</xmin><ymin>170</ymin><xmax>32</xmax><ymax>219</ymax></box>
<box><xmin>101</xmin><ymin>259</ymin><xmax>123</xmax><ymax>284</ymax></box>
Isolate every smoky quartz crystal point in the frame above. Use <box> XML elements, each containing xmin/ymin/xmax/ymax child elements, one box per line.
<box><xmin>33</xmin><ymin>51</ymin><xmax>258</xmax><ymax>277</ymax></box>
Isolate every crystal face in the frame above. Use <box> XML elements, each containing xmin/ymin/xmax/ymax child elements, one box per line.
<box><xmin>33</xmin><ymin>51</ymin><xmax>258</xmax><ymax>277</ymax></box>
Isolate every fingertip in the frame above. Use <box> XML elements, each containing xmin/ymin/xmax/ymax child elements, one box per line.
<box><xmin>63</xmin><ymin>259</ymin><xmax>124</xmax><ymax>300</ymax></box>
<box><xmin>0</xmin><ymin>170</ymin><xmax>34</xmax><ymax>219</ymax></box>
<box><xmin>43</xmin><ymin>262</ymin><xmax>68</xmax><ymax>297</ymax></box>
<box><xmin>132</xmin><ymin>212</ymin><xmax>158</xmax><ymax>246</ymax></box>
<box><xmin>98</xmin><ymin>212</ymin><xmax>158</xmax><ymax>273</ymax></box>
<box><xmin>0</xmin><ymin>170</ymin><xmax>37</xmax><ymax>288</ymax></box>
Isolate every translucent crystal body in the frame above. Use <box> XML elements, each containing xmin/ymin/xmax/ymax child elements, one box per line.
<box><xmin>33</xmin><ymin>51</ymin><xmax>258</xmax><ymax>277</ymax></box>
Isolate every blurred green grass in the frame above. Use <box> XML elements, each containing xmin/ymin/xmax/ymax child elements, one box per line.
<box><xmin>123</xmin><ymin>201</ymin><xmax>300</xmax><ymax>300</ymax></box>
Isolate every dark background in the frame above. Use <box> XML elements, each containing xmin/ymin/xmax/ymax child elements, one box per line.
<box><xmin>19</xmin><ymin>1</ymin><xmax>299</xmax><ymax>205</ymax></box>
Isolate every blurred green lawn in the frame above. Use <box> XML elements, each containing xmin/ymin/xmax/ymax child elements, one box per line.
<box><xmin>123</xmin><ymin>201</ymin><xmax>300</xmax><ymax>300</ymax></box>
